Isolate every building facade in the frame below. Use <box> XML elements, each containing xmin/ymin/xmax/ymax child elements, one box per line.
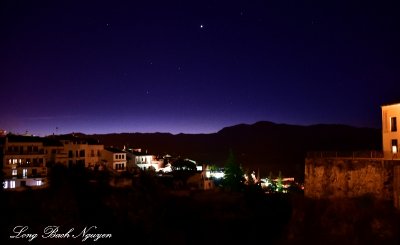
<box><xmin>1</xmin><ymin>135</ymin><xmax>47</xmax><ymax>190</ymax></box>
<box><xmin>52</xmin><ymin>135</ymin><xmax>104</xmax><ymax>168</ymax></box>
<box><xmin>103</xmin><ymin>147</ymin><xmax>127</xmax><ymax>172</ymax></box>
<box><xmin>382</xmin><ymin>103</ymin><xmax>400</xmax><ymax>159</ymax></box>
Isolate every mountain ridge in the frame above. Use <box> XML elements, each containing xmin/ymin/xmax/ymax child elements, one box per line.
<box><xmin>81</xmin><ymin>121</ymin><xmax>381</xmax><ymax>179</ymax></box>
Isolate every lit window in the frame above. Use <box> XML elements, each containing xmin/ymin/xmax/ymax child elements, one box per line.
<box><xmin>36</xmin><ymin>180</ymin><xmax>42</xmax><ymax>186</ymax></box>
<box><xmin>12</xmin><ymin>159</ymin><xmax>18</xmax><ymax>164</ymax></box>
<box><xmin>10</xmin><ymin>181</ymin><xmax>15</xmax><ymax>189</ymax></box>
<box><xmin>392</xmin><ymin>139</ymin><xmax>398</xmax><ymax>154</ymax></box>
<box><xmin>391</xmin><ymin>117</ymin><xmax>397</xmax><ymax>132</ymax></box>
<box><xmin>8</xmin><ymin>159</ymin><xmax>11</xmax><ymax>164</ymax></box>
<box><xmin>12</xmin><ymin>169</ymin><xmax>17</xmax><ymax>176</ymax></box>
<box><xmin>23</xmin><ymin>169</ymin><xmax>27</xmax><ymax>178</ymax></box>
<box><xmin>18</xmin><ymin>159</ymin><xmax>22</xmax><ymax>164</ymax></box>
<box><xmin>3</xmin><ymin>181</ymin><xmax>8</xmax><ymax>189</ymax></box>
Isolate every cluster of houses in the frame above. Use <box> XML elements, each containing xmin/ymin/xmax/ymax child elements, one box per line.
<box><xmin>0</xmin><ymin>132</ymin><xmax>210</xmax><ymax>190</ymax></box>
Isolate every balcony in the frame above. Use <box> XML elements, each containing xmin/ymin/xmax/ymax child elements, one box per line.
<box><xmin>5</xmin><ymin>149</ymin><xmax>45</xmax><ymax>155</ymax></box>
<box><xmin>16</xmin><ymin>174</ymin><xmax>47</xmax><ymax>179</ymax></box>
<box><xmin>16</xmin><ymin>162</ymin><xmax>45</xmax><ymax>168</ymax></box>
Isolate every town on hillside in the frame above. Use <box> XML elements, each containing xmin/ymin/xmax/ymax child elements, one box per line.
<box><xmin>0</xmin><ymin>130</ymin><xmax>301</xmax><ymax>193</ymax></box>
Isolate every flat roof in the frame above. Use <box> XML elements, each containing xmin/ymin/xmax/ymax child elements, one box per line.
<box><xmin>105</xmin><ymin>147</ymin><xmax>125</xmax><ymax>153</ymax></box>
<box><xmin>381</xmin><ymin>102</ymin><xmax>400</xmax><ymax>107</ymax></box>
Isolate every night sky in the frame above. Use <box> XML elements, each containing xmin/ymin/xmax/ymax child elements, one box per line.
<box><xmin>1</xmin><ymin>1</ymin><xmax>399</xmax><ymax>135</ymax></box>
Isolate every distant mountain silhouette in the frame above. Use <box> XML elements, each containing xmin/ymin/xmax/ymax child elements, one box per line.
<box><xmin>86</xmin><ymin>121</ymin><xmax>382</xmax><ymax>180</ymax></box>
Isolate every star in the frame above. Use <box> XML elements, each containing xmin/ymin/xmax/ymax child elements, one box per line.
<box><xmin>200</xmin><ymin>24</ymin><xmax>204</xmax><ymax>29</ymax></box>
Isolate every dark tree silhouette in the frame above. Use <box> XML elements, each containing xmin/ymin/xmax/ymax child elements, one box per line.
<box><xmin>223</xmin><ymin>150</ymin><xmax>244</xmax><ymax>191</ymax></box>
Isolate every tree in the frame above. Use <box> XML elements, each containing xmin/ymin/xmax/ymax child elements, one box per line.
<box><xmin>223</xmin><ymin>150</ymin><xmax>244</xmax><ymax>191</ymax></box>
<box><xmin>276</xmin><ymin>170</ymin><xmax>283</xmax><ymax>192</ymax></box>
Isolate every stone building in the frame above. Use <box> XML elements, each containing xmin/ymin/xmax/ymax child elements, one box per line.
<box><xmin>305</xmin><ymin>102</ymin><xmax>400</xmax><ymax>209</ymax></box>
<box><xmin>382</xmin><ymin>103</ymin><xmax>400</xmax><ymax>159</ymax></box>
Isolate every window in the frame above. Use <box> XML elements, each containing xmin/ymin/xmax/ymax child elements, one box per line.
<box><xmin>12</xmin><ymin>159</ymin><xmax>18</xmax><ymax>164</ymax></box>
<box><xmin>391</xmin><ymin>117</ymin><xmax>397</xmax><ymax>132</ymax></box>
<box><xmin>79</xmin><ymin>150</ymin><xmax>85</xmax><ymax>157</ymax></box>
<box><xmin>68</xmin><ymin>151</ymin><xmax>73</xmax><ymax>158</ymax></box>
<box><xmin>3</xmin><ymin>181</ymin><xmax>8</xmax><ymax>189</ymax></box>
<box><xmin>392</xmin><ymin>139</ymin><xmax>398</xmax><ymax>154</ymax></box>
<box><xmin>10</xmin><ymin>181</ymin><xmax>15</xmax><ymax>189</ymax></box>
<box><xmin>122</xmin><ymin>155</ymin><xmax>125</xmax><ymax>160</ymax></box>
<box><xmin>12</xmin><ymin>169</ymin><xmax>17</xmax><ymax>176</ymax></box>
<box><xmin>115</xmin><ymin>163</ymin><xmax>125</xmax><ymax>170</ymax></box>
<box><xmin>36</xmin><ymin>180</ymin><xmax>42</xmax><ymax>186</ymax></box>
<box><xmin>23</xmin><ymin>169</ymin><xmax>27</xmax><ymax>178</ymax></box>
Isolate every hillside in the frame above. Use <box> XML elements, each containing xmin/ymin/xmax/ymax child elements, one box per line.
<box><xmin>88</xmin><ymin>121</ymin><xmax>382</xmax><ymax>180</ymax></box>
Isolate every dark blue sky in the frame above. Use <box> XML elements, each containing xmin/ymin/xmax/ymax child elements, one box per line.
<box><xmin>1</xmin><ymin>0</ymin><xmax>399</xmax><ymax>135</ymax></box>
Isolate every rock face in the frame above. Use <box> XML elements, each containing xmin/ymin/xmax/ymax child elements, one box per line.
<box><xmin>305</xmin><ymin>157</ymin><xmax>399</xmax><ymax>201</ymax></box>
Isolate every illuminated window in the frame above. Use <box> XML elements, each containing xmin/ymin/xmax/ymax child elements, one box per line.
<box><xmin>10</xmin><ymin>181</ymin><xmax>15</xmax><ymax>189</ymax></box>
<box><xmin>392</xmin><ymin>139</ymin><xmax>398</xmax><ymax>154</ymax></box>
<box><xmin>12</xmin><ymin>169</ymin><xmax>17</xmax><ymax>176</ymax></box>
<box><xmin>36</xmin><ymin>180</ymin><xmax>42</xmax><ymax>186</ymax></box>
<box><xmin>3</xmin><ymin>181</ymin><xmax>8</xmax><ymax>189</ymax></box>
<box><xmin>391</xmin><ymin>117</ymin><xmax>397</xmax><ymax>132</ymax></box>
<box><xmin>8</xmin><ymin>159</ymin><xmax>11</xmax><ymax>164</ymax></box>
<box><xmin>23</xmin><ymin>169</ymin><xmax>27</xmax><ymax>178</ymax></box>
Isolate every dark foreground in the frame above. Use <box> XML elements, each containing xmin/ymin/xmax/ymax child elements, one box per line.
<box><xmin>1</xmin><ymin>170</ymin><xmax>400</xmax><ymax>245</ymax></box>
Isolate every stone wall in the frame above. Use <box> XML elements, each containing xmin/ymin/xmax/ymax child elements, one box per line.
<box><xmin>305</xmin><ymin>157</ymin><xmax>398</xmax><ymax>200</ymax></box>
<box><xmin>393</xmin><ymin>166</ymin><xmax>400</xmax><ymax>208</ymax></box>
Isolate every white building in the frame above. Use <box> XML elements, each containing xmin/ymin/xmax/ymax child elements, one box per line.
<box><xmin>127</xmin><ymin>148</ymin><xmax>163</xmax><ymax>171</ymax></box>
<box><xmin>103</xmin><ymin>147</ymin><xmax>127</xmax><ymax>172</ymax></box>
